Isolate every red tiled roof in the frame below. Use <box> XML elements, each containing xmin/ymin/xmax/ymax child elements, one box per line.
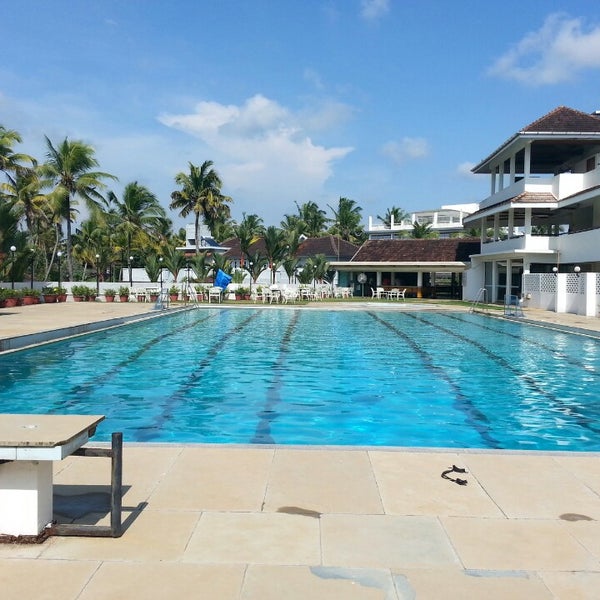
<box><xmin>522</xmin><ymin>106</ymin><xmax>600</xmax><ymax>134</ymax></box>
<box><xmin>296</xmin><ymin>236</ymin><xmax>358</xmax><ymax>260</ymax></box>
<box><xmin>352</xmin><ymin>239</ymin><xmax>480</xmax><ymax>263</ymax></box>
<box><xmin>221</xmin><ymin>235</ymin><xmax>357</xmax><ymax>260</ymax></box>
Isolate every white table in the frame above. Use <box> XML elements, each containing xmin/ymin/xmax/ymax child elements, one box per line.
<box><xmin>0</xmin><ymin>414</ymin><xmax>104</xmax><ymax>536</ymax></box>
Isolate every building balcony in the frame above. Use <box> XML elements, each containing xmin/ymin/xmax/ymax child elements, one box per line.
<box><xmin>480</xmin><ymin>234</ymin><xmax>558</xmax><ymax>256</ymax></box>
<box><xmin>479</xmin><ymin>168</ymin><xmax>600</xmax><ymax>209</ymax></box>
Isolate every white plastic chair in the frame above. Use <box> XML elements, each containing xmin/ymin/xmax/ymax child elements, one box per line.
<box><xmin>208</xmin><ymin>286</ymin><xmax>222</xmax><ymax>303</ymax></box>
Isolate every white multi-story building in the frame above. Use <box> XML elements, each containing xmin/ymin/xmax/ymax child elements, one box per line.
<box><xmin>367</xmin><ymin>203</ymin><xmax>478</xmax><ymax>239</ymax></box>
<box><xmin>463</xmin><ymin>106</ymin><xmax>600</xmax><ymax>315</ymax></box>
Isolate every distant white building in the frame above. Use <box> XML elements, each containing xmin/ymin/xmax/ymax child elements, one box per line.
<box><xmin>175</xmin><ymin>224</ymin><xmax>230</xmax><ymax>254</ymax></box>
<box><xmin>367</xmin><ymin>203</ymin><xmax>479</xmax><ymax>239</ymax></box>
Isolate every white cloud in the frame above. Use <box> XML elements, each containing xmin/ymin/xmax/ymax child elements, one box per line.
<box><xmin>456</xmin><ymin>161</ymin><xmax>477</xmax><ymax>177</ymax></box>
<box><xmin>159</xmin><ymin>94</ymin><xmax>354</xmax><ymax>217</ymax></box>
<box><xmin>360</xmin><ymin>0</ymin><xmax>390</xmax><ymax>21</ymax></box>
<box><xmin>381</xmin><ymin>137</ymin><xmax>429</xmax><ymax>165</ymax></box>
<box><xmin>488</xmin><ymin>13</ymin><xmax>600</xmax><ymax>85</ymax></box>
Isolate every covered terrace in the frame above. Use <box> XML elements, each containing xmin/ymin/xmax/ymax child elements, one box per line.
<box><xmin>332</xmin><ymin>239</ymin><xmax>480</xmax><ymax>299</ymax></box>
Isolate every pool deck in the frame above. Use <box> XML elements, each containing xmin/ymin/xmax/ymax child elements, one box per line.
<box><xmin>1</xmin><ymin>302</ymin><xmax>600</xmax><ymax>599</ymax></box>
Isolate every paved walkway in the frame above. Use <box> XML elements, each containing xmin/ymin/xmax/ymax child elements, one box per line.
<box><xmin>1</xmin><ymin>302</ymin><xmax>599</xmax><ymax>599</ymax></box>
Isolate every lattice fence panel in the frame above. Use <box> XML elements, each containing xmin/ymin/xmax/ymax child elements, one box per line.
<box><xmin>539</xmin><ymin>274</ymin><xmax>556</xmax><ymax>294</ymax></box>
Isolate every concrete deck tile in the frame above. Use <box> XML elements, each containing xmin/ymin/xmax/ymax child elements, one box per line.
<box><xmin>0</xmin><ymin>558</ymin><xmax>100</xmax><ymax>600</ymax></box>
<box><xmin>462</xmin><ymin>454</ymin><xmax>600</xmax><ymax>519</ymax></box>
<box><xmin>241</xmin><ymin>565</ymin><xmax>396</xmax><ymax>600</ymax></box>
<box><xmin>539</xmin><ymin>571</ymin><xmax>600</xmax><ymax>600</ymax></box>
<box><xmin>554</xmin><ymin>454</ymin><xmax>600</xmax><ymax>495</ymax></box>
<box><xmin>77</xmin><ymin>562</ymin><xmax>245</xmax><ymax>600</ymax></box>
<box><xmin>393</xmin><ymin>567</ymin><xmax>553</xmax><ymax>600</ymax></box>
<box><xmin>263</xmin><ymin>448</ymin><xmax>383</xmax><ymax>515</ymax></box>
<box><xmin>562</xmin><ymin>520</ymin><xmax>600</xmax><ymax>560</ymax></box>
<box><xmin>321</xmin><ymin>514</ymin><xmax>459</xmax><ymax>569</ymax></box>
<box><xmin>184</xmin><ymin>512</ymin><xmax>321</xmax><ymax>564</ymax></box>
<box><xmin>40</xmin><ymin>508</ymin><xmax>198</xmax><ymax>562</ymax></box>
<box><xmin>441</xmin><ymin>516</ymin><xmax>599</xmax><ymax>571</ymax></box>
<box><xmin>149</xmin><ymin>446</ymin><xmax>273</xmax><ymax>511</ymax></box>
<box><xmin>369</xmin><ymin>451</ymin><xmax>503</xmax><ymax>517</ymax></box>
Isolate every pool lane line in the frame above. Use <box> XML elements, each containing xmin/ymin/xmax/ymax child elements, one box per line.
<box><xmin>48</xmin><ymin>311</ymin><xmax>219</xmax><ymax>412</ymax></box>
<box><xmin>137</xmin><ymin>310</ymin><xmax>262</xmax><ymax>441</ymax></box>
<box><xmin>251</xmin><ymin>310</ymin><xmax>301</xmax><ymax>444</ymax></box>
<box><xmin>439</xmin><ymin>312</ymin><xmax>600</xmax><ymax>377</ymax></box>
<box><xmin>399</xmin><ymin>312</ymin><xmax>600</xmax><ymax>435</ymax></box>
<box><xmin>367</xmin><ymin>312</ymin><xmax>501</xmax><ymax>449</ymax></box>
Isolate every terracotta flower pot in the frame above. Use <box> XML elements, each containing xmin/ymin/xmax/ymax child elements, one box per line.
<box><xmin>119</xmin><ymin>295</ymin><xmax>129</xmax><ymax>302</ymax></box>
<box><xmin>43</xmin><ymin>294</ymin><xmax>58</xmax><ymax>303</ymax></box>
<box><xmin>22</xmin><ymin>296</ymin><xmax>36</xmax><ymax>306</ymax></box>
<box><xmin>105</xmin><ymin>295</ymin><xmax>115</xmax><ymax>303</ymax></box>
<box><xmin>4</xmin><ymin>298</ymin><xmax>18</xmax><ymax>308</ymax></box>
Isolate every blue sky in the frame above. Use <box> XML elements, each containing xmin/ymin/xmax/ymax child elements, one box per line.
<box><xmin>3</xmin><ymin>0</ymin><xmax>600</xmax><ymax>229</ymax></box>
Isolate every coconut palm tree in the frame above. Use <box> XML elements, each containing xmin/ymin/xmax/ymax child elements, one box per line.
<box><xmin>294</xmin><ymin>201</ymin><xmax>327</xmax><ymax>237</ymax></box>
<box><xmin>40</xmin><ymin>136</ymin><xmax>116</xmax><ymax>280</ymax></box>
<box><xmin>263</xmin><ymin>226</ymin><xmax>286</xmax><ymax>284</ymax></box>
<box><xmin>1</xmin><ymin>167</ymin><xmax>48</xmax><ymax>243</ymax></box>
<box><xmin>170</xmin><ymin>161</ymin><xmax>231</xmax><ymax>253</ymax></box>
<box><xmin>328</xmin><ymin>196</ymin><xmax>365</xmax><ymax>243</ymax></box>
<box><xmin>106</xmin><ymin>181</ymin><xmax>166</xmax><ymax>261</ymax></box>
<box><xmin>0</xmin><ymin>125</ymin><xmax>35</xmax><ymax>177</ymax></box>
<box><xmin>235</xmin><ymin>213</ymin><xmax>264</xmax><ymax>267</ymax></box>
<box><xmin>377</xmin><ymin>206</ymin><xmax>409</xmax><ymax>228</ymax></box>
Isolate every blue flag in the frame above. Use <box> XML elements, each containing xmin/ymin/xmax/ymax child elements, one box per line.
<box><xmin>214</xmin><ymin>269</ymin><xmax>232</xmax><ymax>289</ymax></box>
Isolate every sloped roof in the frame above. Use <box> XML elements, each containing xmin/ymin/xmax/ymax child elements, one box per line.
<box><xmin>522</xmin><ymin>106</ymin><xmax>600</xmax><ymax>133</ymax></box>
<box><xmin>296</xmin><ymin>236</ymin><xmax>358</xmax><ymax>260</ymax></box>
<box><xmin>473</xmin><ymin>106</ymin><xmax>600</xmax><ymax>174</ymax></box>
<box><xmin>221</xmin><ymin>235</ymin><xmax>357</xmax><ymax>261</ymax></box>
<box><xmin>351</xmin><ymin>239</ymin><xmax>480</xmax><ymax>263</ymax></box>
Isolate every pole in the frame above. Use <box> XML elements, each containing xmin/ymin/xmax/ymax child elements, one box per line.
<box><xmin>10</xmin><ymin>245</ymin><xmax>16</xmax><ymax>289</ymax></box>
<box><xmin>129</xmin><ymin>256</ymin><xmax>133</xmax><ymax>287</ymax></box>
<box><xmin>30</xmin><ymin>248</ymin><xmax>35</xmax><ymax>289</ymax></box>
<box><xmin>57</xmin><ymin>251</ymin><xmax>62</xmax><ymax>290</ymax></box>
<box><xmin>95</xmin><ymin>254</ymin><xmax>100</xmax><ymax>296</ymax></box>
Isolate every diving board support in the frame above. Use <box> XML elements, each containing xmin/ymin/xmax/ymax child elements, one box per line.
<box><xmin>48</xmin><ymin>431</ymin><xmax>123</xmax><ymax>538</ymax></box>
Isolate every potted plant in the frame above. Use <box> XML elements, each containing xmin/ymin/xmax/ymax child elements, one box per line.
<box><xmin>169</xmin><ymin>285</ymin><xmax>179</xmax><ymax>302</ymax></box>
<box><xmin>21</xmin><ymin>288</ymin><xmax>40</xmax><ymax>305</ymax></box>
<box><xmin>71</xmin><ymin>285</ymin><xmax>86</xmax><ymax>302</ymax></box>
<box><xmin>3</xmin><ymin>289</ymin><xmax>21</xmax><ymax>308</ymax></box>
<box><xmin>41</xmin><ymin>286</ymin><xmax>58</xmax><ymax>303</ymax></box>
<box><xmin>118</xmin><ymin>286</ymin><xmax>130</xmax><ymax>302</ymax></box>
<box><xmin>55</xmin><ymin>286</ymin><xmax>68</xmax><ymax>302</ymax></box>
<box><xmin>104</xmin><ymin>288</ymin><xmax>116</xmax><ymax>302</ymax></box>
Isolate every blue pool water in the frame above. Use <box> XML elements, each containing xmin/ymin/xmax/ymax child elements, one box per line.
<box><xmin>1</xmin><ymin>308</ymin><xmax>599</xmax><ymax>450</ymax></box>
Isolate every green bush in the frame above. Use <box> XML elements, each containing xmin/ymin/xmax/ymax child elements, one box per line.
<box><xmin>104</xmin><ymin>288</ymin><xmax>117</xmax><ymax>297</ymax></box>
<box><xmin>118</xmin><ymin>286</ymin><xmax>130</xmax><ymax>296</ymax></box>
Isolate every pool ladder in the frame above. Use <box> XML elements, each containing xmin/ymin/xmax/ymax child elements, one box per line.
<box><xmin>469</xmin><ymin>288</ymin><xmax>489</xmax><ymax>313</ymax></box>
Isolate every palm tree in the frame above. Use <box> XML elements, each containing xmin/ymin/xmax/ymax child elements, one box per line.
<box><xmin>106</xmin><ymin>181</ymin><xmax>166</xmax><ymax>262</ymax></box>
<box><xmin>377</xmin><ymin>206</ymin><xmax>409</xmax><ymax>228</ymax></box>
<box><xmin>162</xmin><ymin>244</ymin><xmax>187</xmax><ymax>283</ymax></box>
<box><xmin>235</xmin><ymin>213</ymin><xmax>264</xmax><ymax>267</ymax></box>
<box><xmin>411</xmin><ymin>221</ymin><xmax>438</xmax><ymax>238</ymax></box>
<box><xmin>40</xmin><ymin>136</ymin><xmax>116</xmax><ymax>280</ymax></box>
<box><xmin>170</xmin><ymin>161</ymin><xmax>231</xmax><ymax>253</ymax></box>
<box><xmin>0</xmin><ymin>125</ymin><xmax>35</xmax><ymax>177</ymax></box>
<box><xmin>263</xmin><ymin>226</ymin><xmax>287</xmax><ymax>284</ymax></box>
<box><xmin>1</xmin><ymin>167</ymin><xmax>48</xmax><ymax>243</ymax></box>
<box><xmin>328</xmin><ymin>196</ymin><xmax>365</xmax><ymax>243</ymax></box>
<box><xmin>294</xmin><ymin>201</ymin><xmax>327</xmax><ymax>237</ymax></box>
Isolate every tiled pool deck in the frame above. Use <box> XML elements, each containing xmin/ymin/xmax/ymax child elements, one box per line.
<box><xmin>1</xmin><ymin>302</ymin><xmax>600</xmax><ymax>599</ymax></box>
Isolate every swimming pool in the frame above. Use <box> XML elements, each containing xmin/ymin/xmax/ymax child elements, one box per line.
<box><xmin>1</xmin><ymin>308</ymin><xmax>599</xmax><ymax>450</ymax></box>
